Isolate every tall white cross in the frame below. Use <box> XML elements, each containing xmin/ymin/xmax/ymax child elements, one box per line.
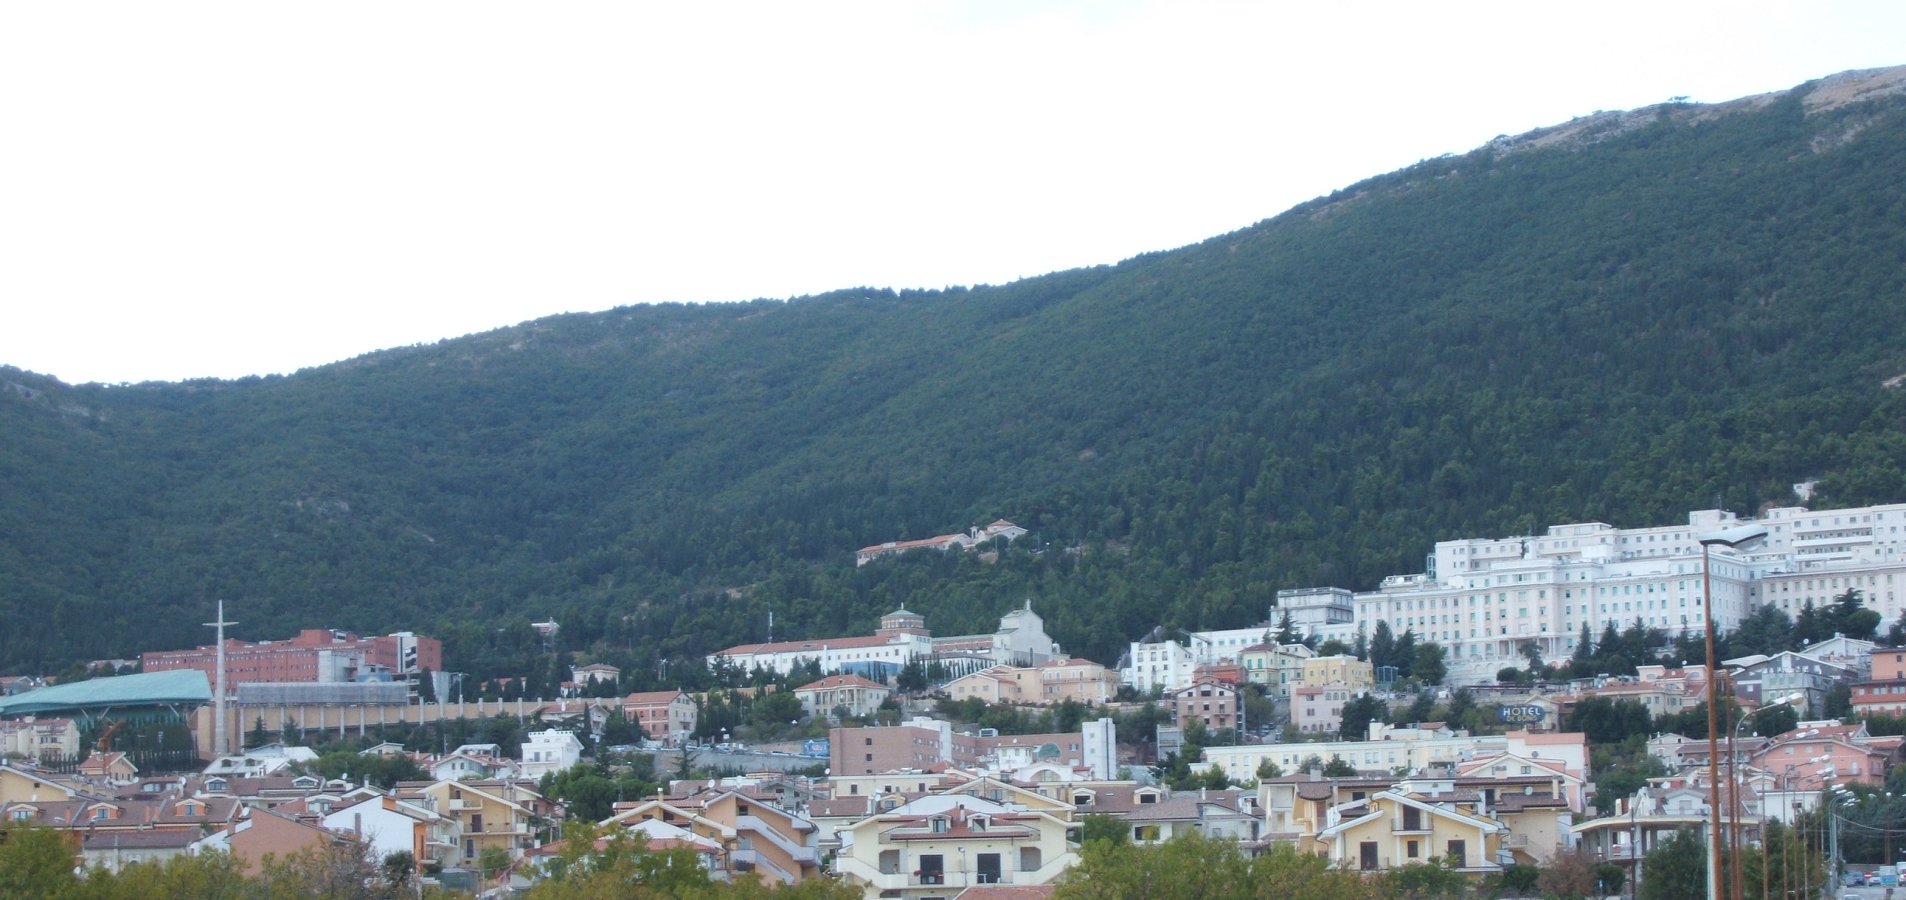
<box><xmin>203</xmin><ymin>600</ymin><xmax>236</xmax><ymax>757</ymax></box>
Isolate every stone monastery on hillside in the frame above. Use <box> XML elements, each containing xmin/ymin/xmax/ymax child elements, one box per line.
<box><xmin>711</xmin><ymin>603</ymin><xmax>1057</xmax><ymax>682</ymax></box>
<box><xmin>854</xmin><ymin>519</ymin><xmax>1027</xmax><ymax>566</ymax></box>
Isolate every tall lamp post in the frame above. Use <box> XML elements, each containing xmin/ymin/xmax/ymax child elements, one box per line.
<box><xmin>1828</xmin><ymin>785</ymin><xmax>1854</xmax><ymax>895</ymax></box>
<box><xmin>1701</xmin><ymin>523</ymin><xmax>1768</xmax><ymax>900</ymax></box>
<box><xmin>1728</xmin><ymin>692</ymin><xmax>1805</xmax><ymax>900</ymax></box>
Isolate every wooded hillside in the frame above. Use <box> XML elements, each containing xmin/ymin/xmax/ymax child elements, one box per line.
<box><xmin>5</xmin><ymin>68</ymin><xmax>1906</xmax><ymax>686</ymax></box>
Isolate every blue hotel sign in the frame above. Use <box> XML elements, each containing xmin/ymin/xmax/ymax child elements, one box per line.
<box><xmin>1497</xmin><ymin>704</ymin><xmax>1546</xmax><ymax>724</ymax></box>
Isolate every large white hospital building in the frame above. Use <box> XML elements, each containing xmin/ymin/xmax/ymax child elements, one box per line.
<box><xmin>1176</xmin><ymin>502</ymin><xmax>1906</xmax><ymax>687</ymax></box>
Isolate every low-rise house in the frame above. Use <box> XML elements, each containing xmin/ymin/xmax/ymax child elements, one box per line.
<box><xmin>1034</xmin><ymin>658</ymin><xmax>1120</xmax><ymax>706</ymax></box>
<box><xmin>5</xmin><ymin>791</ymin><xmax>243</xmax><ymax>871</ymax></box>
<box><xmin>203</xmin><ymin>744</ymin><xmax>319</xmax><ymax>779</ymax></box>
<box><xmin>1292</xmin><ymin>683</ymin><xmax>1352</xmax><ymax>735</ymax></box>
<box><xmin>1260</xmin><ymin>764</ymin><xmax>1579</xmax><ymax>868</ymax></box>
<box><xmin>520</xmin><ymin>730</ymin><xmax>585</xmax><ymax>779</ymax></box>
<box><xmin>77</xmin><ymin>751</ymin><xmax>139</xmax><ymax>785</ymax></box>
<box><xmin>81</xmin><ymin>829</ymin><xmax>200</xmax><ymax>871</ymax></box>
<box><xmin>428</xmin><ymin>749</ymin><xmax>519</xmax><ymax>782</ymax></box>
<box><xmin>1072</xmin><ymin>783</ymin><xmax>1258</xmax><ymax>845</ymax></box>
<box><xmin>832</xmin><ymin>793</ymin><xmax>1078</xmax><ymax>897</ymax></box>
<box><xmin>1315</xmin><ymin>782</ymin><xmax>1510</xmax><ymax>874</ymax></box>
<box><xmin>1205</xmin><ymin>726</ymin><xmax>1589</xmax><ymax>795</ymax></box>
<box><xmin>195</xmin><ymin>773</ymin><xmax>328</xmax><ymax>808</ymax></box>
<box><xmin>946</xmin><ymin>667</ymin><xmax>1029</xmax><ymax>705</ymax></box>
<box><xmin>1852</xmin><ymin>646</ymin><xmax>1906</xmax><ymax>717</ymax></box>
<box><xmin>0</xmin><ymin>762</ymin><xmax>92</xmax><ymax>804</ymax></box>
<box><xmin>946</xmin><ymin>660</ymin><xmax>1118</xmax><ymax>708</ymax></box>
<box><xmin>602</xmin><ymin>790</ymin><xmax>822</xmax><ymax>885</ymax></box>
<box><xmin>1120</xmin><ymin>639</ymin><xmax>1197</xmax><ymax>694</ymax></box>
<box><xmin>795</xmin><ymin>675</ymin><xmax>891</xmax><ymax>721</ymax></box>
<box><xmin>1574</xmin><ymin>775</ymin><xmax>1767</xmax><ymax>877</ymax></box>
<box><xmin>1748</xmin><ymin>720</ymin><xmax>1899</xmax><ymax>787</ymax></box>
<box><xmin>1301</xmin><ymin>655</ymin><xmax>1375</xmax><ymax>692</ymax></box>
<box><xmin>1796</xmin><ymin>635</ymin><xmax>1876</xmax><ymax>675</ymax></box>
<box><xmin>195</xmin><ymin>806</ymin><xmax>357</xmax><ymax>874</ymax></box>
<box><xmin>1851</xmin><ymin>676</ymin><xmax>1906</xmax><ymax>717</ymax></box>
<box><xmin>1261</xmin><ymin>774</ymin><xmax>1532</xmax><ymax>874</ymax></box>
<box><xmin>321</xmin><ymin>792</ymin><xmax>443</xmax><ymax>875</ymax></box>
<box><xmin>1728</xmin><ymin>651</ymin><xmax>1854</xmax><ymax>717</ymax></box>
<box><xmin>527</xmin><ymin>817</ymin><xmax>723</xmax><ymax>877</ymax></box>
<box><xmin>1170</xmin><ymin>677</ymin><xmax>1238</xmax><ymax>732</ymax></box>
<box><xmin>0</xmin><ymin>717</ymin><xmax>80</xmax><ymax>763</ymax></box>
<box><xmin>830</xmin><ymin>718</ymin><xmax>1118</xmax><ymax>781</ymax></box>
<box><xmin>1239</xmin><ymin>643</ymin><xmax>1313</xmax><ymax>697</ymax></box>
<box><xmin>397</xmin><ymin>778</ymin><xmax>554</xmax><ymax>866</ymax></box>
<box><xmin>623</xmin><ymin>690</ymin><xmax>699</xmax><ymax>746</ymax></box>
<box><xmin>0</xmin><ymin>675</ymin><xmax>47</xmax><ymax>696</ymax></box>
<box><xmin>571</xmin><ymin>663</ymin><xmax>621</xmax><ymax>686</ymax></box>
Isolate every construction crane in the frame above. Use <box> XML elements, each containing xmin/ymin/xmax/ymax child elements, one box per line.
<box><xmin>94</xmin><ymin>719</ymin><xmax>123</xmax><ymax>754</ymax></box>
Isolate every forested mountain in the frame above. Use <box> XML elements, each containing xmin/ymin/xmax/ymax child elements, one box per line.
<box><xmin>6</xmin><ymin>67</ymin><xmax>1906</xmax><ymax>685</ymax></box>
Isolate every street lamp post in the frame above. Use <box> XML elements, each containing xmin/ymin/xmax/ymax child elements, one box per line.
<box><xmin>1702</xmin><ymin>524</ymin><xmax>1768</xmax><ymax>900</ymax></box>
<box><xmin>1828</xmin><ymin>786</ymin><xmax>1854</xmax><ymax>897</ymax></box>
<box><xmin>1773</xmin><ymin>762</ymin><xmax>1814</xmax><ymax>900</ymax></box>
<box><xmin>1729</xmin><ymin>692</ymin><xmax>1805</xmax><ymax>900</ymax></box>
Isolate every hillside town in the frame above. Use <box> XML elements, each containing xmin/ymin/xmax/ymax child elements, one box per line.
<box><xmin>6</xmin><ymin>503</ymin><xmax>1906</xmax><ymax>897</ymax></box>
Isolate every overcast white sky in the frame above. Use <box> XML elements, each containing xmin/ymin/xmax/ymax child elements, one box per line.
<box><xmin>3</xmin><ymin>2</ymin><xmax>1901</xmax><ymax>384</ymax></box>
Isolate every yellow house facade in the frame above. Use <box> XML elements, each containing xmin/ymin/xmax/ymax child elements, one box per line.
<box><xmin>1301</xmin><ymin>654</ymin><xmax>1375</xmax><ymax>691</ymax></box>
<box><xmin>399</xmin><ymin>779</ymin><xmax>548</xmax><ymax>865</ymax></box>
<box><xmin>1315</xmin><ymin>788</ymin><xmax>1507</xmax><ymax>874</ymax></box>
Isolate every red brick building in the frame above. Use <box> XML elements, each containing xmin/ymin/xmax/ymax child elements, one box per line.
<box><xmin>141</xmin><ymin>629</ymin><xmax>441</xmax><ymax>688</ymax></box>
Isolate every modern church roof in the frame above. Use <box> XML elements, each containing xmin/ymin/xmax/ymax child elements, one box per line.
<box><xmin>0</xmin><ymin>670</ymin><xmax>211</xmax><ymax>718</ymax></box>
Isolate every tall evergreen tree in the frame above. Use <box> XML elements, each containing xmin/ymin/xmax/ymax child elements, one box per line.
<box><xmin>1570</xmin><ymin>623</ymin><xmax>1594</xmax><ymax>671</ymax></box>
<box><xmin>1411</xmin><ymin>642</ymin><xmax>1447</xmax><ymax>685</ymax></box>
<box><xmin>1274</xmin><ymin>611</ymin><xmax>1300</xmax><ymax>646</ymax></box>
<box><xmin>1370</xmin><ymin>622</ymin><xmax>1396</xmax><ymax>671</ymax></box>
<box><xmin>1637</xmin><ymin>829</ymin><xmax>1705</xmax><ymax>900</ymax></box>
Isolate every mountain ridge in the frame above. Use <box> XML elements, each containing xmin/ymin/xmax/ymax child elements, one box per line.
<box><xmin>4</xmin><ymin>65</ymin><xmax>1906</xmax><ymax>686</ymax></box>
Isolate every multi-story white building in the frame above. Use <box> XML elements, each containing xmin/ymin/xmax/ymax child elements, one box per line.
<box><xmin>1275</xmin><ymin>503</ymin><xmax>1906</xmax><ymax>686</ymax></box>
<box><xmin>518</xmin><ymin>729</ymin><xmax>584</xmax><ymax>779</ymax></box>
<box><xmin>1119</xmin><ymin>639</ymin><xmax>1197</xmax><ymax>694</ymax></box>
<box><xmin>1201</xmin><ymin>723</ymin><xmax>1588</xmax><ymax>784</ymax></box>
<box><xmin>1273</xmin><ymin>587</ymin><xmax>1357</xmax><ymax>632</ymax></box>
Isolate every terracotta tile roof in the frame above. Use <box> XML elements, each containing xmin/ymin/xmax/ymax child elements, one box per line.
<box><xmin>716</xmin><ymin>634</ymin><xmax>898</xmax><ymax>656</ymax></box>
<box><xmin>955</xmin><ymin>886</ymin><xmax>1056</xmax><ymax>899</ymax></box>
<box><xmin>80</xmin><ymin>829</ymin><xmax>202</xmax><ymax>850</ymax></box>
<box><xmin>809</xmin><ymin>796</ymin><xmax>876</xmax><ymax>818</ymax></box>
<box><xmin>797</xmin><ymin>674</ymin><xmax>888</xmax><ymax>692</ymax></box>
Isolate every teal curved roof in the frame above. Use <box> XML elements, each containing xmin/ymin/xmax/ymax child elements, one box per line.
<box><xmin>0</xmin><ymin>670</ymin><xmax>211</xmax><ymax>717</ymax></box>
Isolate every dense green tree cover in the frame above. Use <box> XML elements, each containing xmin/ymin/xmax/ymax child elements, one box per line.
<box><xmin>528</xmin><ymin>822</ymin><xmax>858</xmax><ymax>899</ymax></box>
<box><xmin>539</xmin><ymin>760</ymin><xmax>662</xmax><ymax>821</ymax></box>
<box><xmin>0</xmin><ymin>828</ymin><xmax>444</xmax><ymax>899</ymax></box>
<box><xmin>1636</xmin><ymin>828</ymin><xmax>1705</xmax><ymax>900</ymax></box>
<box><xmin>6</xmin><ymin>74</ymin><xmax>1906</xmax><ymax>678</ymax></box>
<box><xmin>1055</xmin><ymin>834</ymin><xmax>1480</xmax><ymax>899</ymax></box>
<box><xmin>303</xmin><ymin>749</ymin><xmax>428</xmax><ymax>789</ymax></box>
<box><xmin>1339</xmin><ymin>693</ymin><xmax>1389</xmax><ymax>740</ymax></box>
<box><xmin>1567</xmin><ymin>697</ymin><xmax>1653</xmax><ymax>745</ymax></box>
